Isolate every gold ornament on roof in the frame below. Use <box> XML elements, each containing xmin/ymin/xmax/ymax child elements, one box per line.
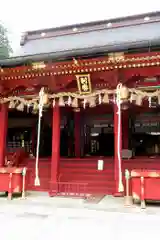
<box><xmin>108</xmin><ymin>52</ymin><xmax>125</xmax><ymax>62</ymax></box>
<box><xmin>32</xmin><ymin>62</ymin><xmax>46</xmax><ymax>70</ymax></box>
<box><xmin>73</xmin><ymin>58</ymin><xmax>79</xmax><ymax>66</ymax></box>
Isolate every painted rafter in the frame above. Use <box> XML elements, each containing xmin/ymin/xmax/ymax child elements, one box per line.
<box><xmin>1</xmin><ymin>51</ymin><xmax>160</xmax><ymax>77</ymax></box>
<box><xmin>123</xmin><ymin>66</ymin><xmax>160</xmax><ymax>79</ymax></box>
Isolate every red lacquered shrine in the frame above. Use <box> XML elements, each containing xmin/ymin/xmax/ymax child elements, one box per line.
<box><xmin>1</xmin><ymin>12</ymin><xmax>160</xmax><ymax>199</ymax></box>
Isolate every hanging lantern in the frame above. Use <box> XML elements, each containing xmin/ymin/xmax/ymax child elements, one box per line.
<box><xmin>83</xmin><ymin>98</ymin><xmax>87</xmax><ymax>109</ymax></box>
<box><xmin>33</xmin><ymin>102</ymin><xmax>39</xmax><ymax>111</ymax></box>
<box><xmin>119</xmin><ymin>86</ymin><xmax>129</xmax><ymax>100</ymax></box>
<box><xmin>32</xmin><ymin>109</ymin><xmax>38</xmax><ymax>114</ymax></box>
<box><xmin>130</xmin><ymin>93</ymin><xmax>137</xmax><ymax>103</ymax></box>
<box><xmin>42</xmin><ymin>93</ymin><xmax>49</xmax><ymax>105</ymax></box>
<box><xmin>73</xmin><ymin>108</ymin><xmax>80</xmax><ymax>112</ymax></box>
<box><xmin>136</xmin><ymin>95</ymin><xmax>143</xmax><ymax>106</ymax></box>
<box><xmin>52</xmin><ymin>99</ymin><xmax>56</xmax><ymax>107</ymax></box>
<box><xmin>16</xmin><ymin>102</ymin><xmax>24</xmax><ymax>111</ymax></box>
<box><xmin>8</xmin><ymin>101</ymin><xmax>16</xmax><ymax>109</ymax></box>
<box><xmin>98</xmin><ymin>94</ymin><xmax>102</xmax><ymax>104</ymax></box>
<box><xmin>27</xmin><ymin>103</ymin><xmax>31</xmax><ymax>113</ymax></box>
<box><xmin>72</xmin><ymin>98</ymin><xmax>78</xmax><ymax>108</ymax></box>
<box><xmin>39</xmin><ymin>88</ymin><xmax>49</xmax><ymax>106</ymax></box>
<box><xmin>67</xmin><ymin>96</ymin><xmax>72</xmax><ymax>106</ymax></box>
<box><xmin>148</xmin><ymin>96</ymin><xmax>152</xmax><ymax>108</ymax></box>
<box><xmin>121</xmin><ymin>102</ymin><xmax>129</xmax><ymax>110</ymax></box>
<box><xmin>158</xmin><ymin>94</ymin><xmax>160</xmax><ymax>105</ymax></box>
<box><xmin>59</xmin><ymin>96</ymin><xmax>65</xmax><ymax>106</ymax></box>
<box><xmin>32</xmin><ymin>102</ymin><xmax>38</xmax><ymax>114</ymax></box>
<box><xmin>103</xmin><ymin>93</ymin><xmax>109</xmax><ymax>104</ymax></box>
<box><xmin>88</xmin><ymin>96</ymin><xmax>96</xmax><ymax>108</ymax></box>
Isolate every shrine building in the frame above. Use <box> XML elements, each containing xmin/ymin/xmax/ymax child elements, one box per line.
<box><xmin>0</xmin><ymin>11</ymin><xmax>160</xmax><ymax>198</ymax></box>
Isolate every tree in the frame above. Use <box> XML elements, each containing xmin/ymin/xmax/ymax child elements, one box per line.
<box><xmin>0</xmin><ymin>23</ymin><xmax>12</xmax><ymax>59</ymax></box>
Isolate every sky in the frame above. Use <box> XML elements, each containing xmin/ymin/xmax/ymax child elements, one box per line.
<box><xmin>1</xmin><ymin>0</ymin><xmax>160</xmax><ymax>52</ymax></box>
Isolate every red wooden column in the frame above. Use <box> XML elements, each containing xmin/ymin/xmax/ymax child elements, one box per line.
<box><xmin>50</xmin><ymin>104</ymin><xmax>60</xmax><ymax>196</ymax></box>
<box><xmin>122</xmin><ymin>110</ymin><xmax>129</xmax><ymax>149</ymax></box>
<box><xmin>31</xmin><ymin>123</ymin><xmax>36</xmax><ymax>154</ymax></box>
<box><xmin>0</xmin><ymin>104</ymin><xmax>8</xmax><ymax>167</ymax></box>
<box><xmin>114</xmin><ymin>103</ymin><xmax>123</xmax><ymax>195</ymax></box>
<box><xmin>74</xmin><ymin>109</ymin><xmax>81</xmax><ymax>158</ymax></box>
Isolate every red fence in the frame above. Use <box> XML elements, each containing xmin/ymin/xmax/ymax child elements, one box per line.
<box><xmin>49</xmin><ymin>181</ymin><xmax>88</xmax><ymax>198</ymax></box>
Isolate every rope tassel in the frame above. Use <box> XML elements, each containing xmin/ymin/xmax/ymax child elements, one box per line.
<box><xmin>34</xmin><ymin>88</ymin><xmax>45</xmax><ymax>186</ymax></box>
<box><xmin>116</xmin><ymin>84</ymin><xmax>124</xmax><ymax>193</ymax></box>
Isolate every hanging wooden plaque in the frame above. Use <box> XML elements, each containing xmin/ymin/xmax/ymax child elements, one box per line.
<box><xmin>76</xmin><ymin>74</ymin><xmax>92</xmax><ymax>94</ymax></box>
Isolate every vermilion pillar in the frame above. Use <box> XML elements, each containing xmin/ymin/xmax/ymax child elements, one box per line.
<box><xmin>114</xmin><ymin>104</ymin><xmax>122</xmax><ymax>195</ymax></box>
<box><xmin>0</xmin><ymin>104</ymin><xmax>8</xmax><ymax>167</ymax></box>
<box><xmin>50</xmin><ymin>104</ymin><xmax>60</xmax><ymax>196</ymax></box>
<box><xmin>74</xmin><ymin>109</ymin><xmax>81</xmax><ymax>158</ymax></box>
<box><xmin>122</xmin><ymin>110</ymin><xmax>129</xmax><ymax>149</ymax></box>
<box><xmin>31</xmin><ymin>123</ymin><xmax>36</xmax><ymax>154</ymax></box>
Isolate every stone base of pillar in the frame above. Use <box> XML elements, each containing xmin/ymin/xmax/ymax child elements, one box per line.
<box><xmin>49</xmin><ymin>191</ymin><xmax>57</xmax><ymax>197</ymax></box>
<box><xmin>124</xmin><ymin>196</ymin><xmax>133</xmax><ymax>206</ymax></box>
<box><xmin>113</xmin><ymin>192</ymin><xmax>124</xmax><ymax>197</ymax></box>
<box><xmin>49</xmin><ymin>182</ymin><xmax>59</xmax><ymax>197</ymax></box>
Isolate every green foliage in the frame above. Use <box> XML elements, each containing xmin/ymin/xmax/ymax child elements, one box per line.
<box><xmin>0</xmin><ymin>23</ymin><xmax>12</xmax><ymax>59</ymax></box>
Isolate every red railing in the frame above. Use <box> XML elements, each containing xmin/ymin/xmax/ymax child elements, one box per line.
<box><xmin>50</xmin><ymin>181</ymin><xmax>88</xmax><ymax>198</ymax></box>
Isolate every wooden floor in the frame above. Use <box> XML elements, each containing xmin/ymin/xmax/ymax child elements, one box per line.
<box><xmin>20</xmin><ymin>156</ymin><xmax>160</xmax><ymax>195</ymax></box>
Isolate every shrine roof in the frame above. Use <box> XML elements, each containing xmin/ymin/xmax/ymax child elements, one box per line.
<box><xmin>1</xmin><ymin>11</ymin><xmax>160</xmax><ymax>67</ymax></box>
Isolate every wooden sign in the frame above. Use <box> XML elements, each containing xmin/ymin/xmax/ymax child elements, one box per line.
<box><xmin>134</xmin><ymin>120</ymin><xmax>160</xmax><ymax>133</ymax></box>
<box><xmin>76</xmin><ymin>74</ymin><xmax>92</xmax><ymax>94</ymax></box>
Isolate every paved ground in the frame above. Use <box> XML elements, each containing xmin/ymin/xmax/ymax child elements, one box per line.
<box><xmin>0</xmin><ymin>206</ymin><xmax>160</xmax><ymax>240</ymax></box>
<box><xmin>0</xmin><ymin>194</ymin><xmax>160</xmax><ymax>239</ymax></box>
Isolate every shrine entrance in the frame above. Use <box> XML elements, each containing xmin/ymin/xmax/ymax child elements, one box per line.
<box><xmin>81</xmin><ymin>105</ymin><xmax>114</xmax><ymax>158</ymax></box>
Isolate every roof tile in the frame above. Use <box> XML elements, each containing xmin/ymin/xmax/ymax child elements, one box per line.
<box><xmin>15</xmin><ymin>21</ymin><xmax>160</xmax><ymax>57</ymax></box>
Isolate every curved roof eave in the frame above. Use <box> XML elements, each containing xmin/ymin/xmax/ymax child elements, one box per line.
<box><xmin>0</xmin><ymin>38</ymin><xmax>159</xmax><ymax>68</ymax></box>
